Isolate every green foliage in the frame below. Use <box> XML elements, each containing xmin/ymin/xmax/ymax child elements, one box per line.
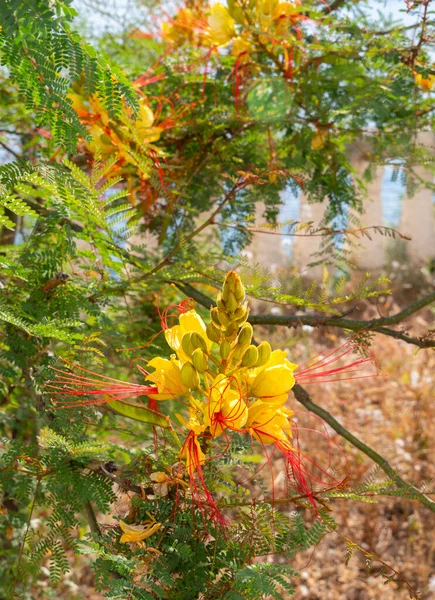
<box><xmin>1</xmin><ymin>0</ymin><xmax>138</xmax><ymax>153</ymax></box>
<box><xmin>1</xmin><ymin>1</ymin><xmax>434</xmax><ymax>599</ymax></box>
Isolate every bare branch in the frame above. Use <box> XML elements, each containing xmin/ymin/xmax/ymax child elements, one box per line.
<box><xmin>292</xmin><ymin>384</ymin><xmax>435</xmax><ymax>513</ymax></box>
<box><xmin>174</xmin><ymin>281</ymin><xmax>435</xmax><ymax>349</ymax></box>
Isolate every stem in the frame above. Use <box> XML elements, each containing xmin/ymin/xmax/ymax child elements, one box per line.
<box><xmin>83</xmin><ymin>500</ymin><xmax>102</xmax><ymax>537</ymax></box>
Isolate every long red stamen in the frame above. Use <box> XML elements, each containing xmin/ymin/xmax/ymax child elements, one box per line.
<box><xmin>295</xmin><ymin>342</ymin><xmax>378</xmax><ymax>384</ymax></box>
<box><xmin>181</xmin><ymin>431</ymin><xmax>226</xmax><ymax>526</ymax></box>
<box><xmin>46</xmin><ymin>364</ymin><xmax>158</xmax><ymax>407</ymax></box>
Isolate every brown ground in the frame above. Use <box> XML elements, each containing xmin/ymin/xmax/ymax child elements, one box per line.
<box><xmin>32</xmin><ymin>295</ymin><xmax>435</xmax><ymax>600</ymax></box>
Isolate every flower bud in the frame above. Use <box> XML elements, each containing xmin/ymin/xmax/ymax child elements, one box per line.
<box><xmin>180</xmin><ymin>362</ymin><xmax>200</xmax><ymax>388</ymax></box>
<box><xmin>234</xmin><ymin>306</ymin><xmax>246</xmax><ymax>320</ymax></box>
<box><xmin>223</xmin><ymin>270</ymin><xmax>242</xmax><ymax>296</ymax></box>
<box><xmin>220</xmin><ymin>340</ymin><xmax>231</xmax><ymax>360</ymax></box>
<box><xmin>225</xmin><ymin>322</ymin><xmax>238</xmax><ymax>338</ymax></box>
<box><xmin>226</xmin><ymin>292</ymin><xmax>239</xmax><ymax>313</ymax></box>
<box><xmin>237</xmin><ymin>323</ymin><xmax>253</xmax><ymax>347</ymax></box>
<box><xmin>241</xmin><ymin>345</ymin><xmax>259</xmax><ymax>368</ymax></box>
<box><xmin>222</xmin><ymin>285</ymin><xmax>231</xmax><ymax>303</ymax></box>
<box><xmin>234</xmin><ymin>279</ymin><xmax>245</xmax><ymax>303</ymax></box>
<box><xmin>192</xmin><ymin>348</ymin><xmax>208</xmax><ymax>373</ymax></box>
<box><xmin>181</xmin><ymin>333</ymin><xmax>194</xmax><ymax>358</ymax></box>
<box><xmin>218</xmin><ymin>309</ymin><xmax>231</xmax><ymax>327</ymax></box>
<box><xmin>210</xmin><ymin>307</ymin><xmax>222</xmax><ymax>326</ymax></box>
<box><xmin>256</xmin><ymin>341</ymin><xmax>271</xmax><ymax>367</ymax></box>
<box><xmin>190</xmin><ymin>332</ymin><xmax>208</xmax><ymax>353</ymax></box>
<box><xmin>206</xmin><ymin>322</ymin><xmax>221</xmax><ymax>343</ymax></box>
<box><xmin>216</xmin><ymin>292</ymin><xmax>227</xmax><ymax>312</ymax></box>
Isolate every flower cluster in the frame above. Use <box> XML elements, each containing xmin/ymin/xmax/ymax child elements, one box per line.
<box><xmin>49</xmin><ymin>271</ymin><xmax>376</xmax><ymax>524</ymax></box>
<box><xmin>161</xmin><ymin>1</ymin><xmax>303</xmax><ymax>59</ymax></box>
<box><xmin>68</xmin><ymin>90</ymin><xmax>163</xmax><ymax>205</ymax></box>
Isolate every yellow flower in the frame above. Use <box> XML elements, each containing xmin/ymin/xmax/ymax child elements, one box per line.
<box><xmin>261</xmin><ymin>0</ymin><xmax>279</xmax><ymax>15</ymax></box>
<box><xmin>251</xmin><ymin>364</ymin><xmax>296</xmax><ymax>405</ymax></box>
<box><xmin>208</xmin><ymin>3</ymin><xmax>235</xmax><ymax>46</ymax></box>
<box><xmin>273</xmin><ymin>1</ymin><xmax>301</xmax><ymax>33</ymax></box>
<box><xmin>164</xmin><ymin>309</ymin><xmax>211</xmax><ymax>363</ymax></box>
<box><xmin>119</xmin><ymin>519</ymin><xmax>162</xmax><ymax>543</ymax></box>
<box><xmin>246</xmin><ymin>400</ymin><xmax>293</xmax><ymax>445</ymax></box>
<box><xmin>203</xmin><ymin>375</ymin><xmax>248</xmax><ymax>437</ymax></box>
<box><xmin>146</xmin><ymin>356</ymin><xmax>188</xmax><ymax>399</ymax></box>
<box><xmin>414</xmin><ymin>72</ymin><xmax>435</xmax><ymax>90</ymax></box>
<box><xmin>242</xmin><ymin>350</ymin><xmax>297</xmax><ymax>405</ymax></box>
<box><xmin>232</xmin><ymin>37</ymin><xmax>252</xmax><ymax>64</ymax></box>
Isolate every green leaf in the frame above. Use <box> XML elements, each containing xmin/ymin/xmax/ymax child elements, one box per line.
<box><xmin>108</xmin><ymin>400</ymin><xmax>170</xmax><ymax>429</ymax></box>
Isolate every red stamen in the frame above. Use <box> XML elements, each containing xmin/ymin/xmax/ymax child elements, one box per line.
<box><xmin>181</xmin><ymin>431</ymin><xmax>226</xmax><ymax>526</ymax></box>
<box><xmin>295</xmin><ymin>341</ymin><xmax>378</xmax><ymax>384</ymax></box>
<box><xmin>46</xmin><ymin>363</ymin><xmax>158</xmax><ymax>407</ymax></box>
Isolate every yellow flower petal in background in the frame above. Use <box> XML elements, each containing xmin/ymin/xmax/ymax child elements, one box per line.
<box><xmin>147</xmin><ymin>356</ymin><xmax>188</xmax><ymax>399</ymax></box>
<box><xmin>119</xmin><ymin>519</ymin><xmax>162</xmax><ymax>543</ymax></box>
<box><xmin>208</xmin><ymin>3</ymin><xmax>235</xmax><ymax>46</ymax></box>
<box><xmin>136</xmin><ymin>102</ymin><xmax>162</xmax><ymax>143</ymax></box>
<box><xmin>311</xmin><ymin>130</ymin><xmax>327</xmax><ymax>150</ymax></box>
<box><xmin>414</xmin><ymin>72</ymin><xmax>435</xmax><ymax>90</ymax></box>
<box><xmin>150</xmin><ymin>471</ymin><xmax>170</xmax><ymax>496</ymax></box>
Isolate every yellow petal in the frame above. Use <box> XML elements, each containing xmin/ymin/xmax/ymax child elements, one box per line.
<box><xmin>208</xmin><ymin>3</ymin><xmax>235</xmax><ymax>45</ymax></box>
<box><xmin>251</xmin><ymin>364</ymin><xmax>295</xmax><ymax>401</ymax></box>
<box><xmin>147</xmin><ymin>356</ymin><xmax>188</xmax><ymax>399</ymax></box>
<box><xmin>119</xmin><ymin>520</ymin><xmax>161</xmax><ymax>543</ymax></box>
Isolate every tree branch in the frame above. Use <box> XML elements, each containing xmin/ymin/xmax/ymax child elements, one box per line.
<box><xmin>174</xmin><ymin>282</ymin><xmax>435</xmax><ymax>349</ymax></box>
<box><xmin>292</xmin><ymin>384</ymin><xmax>435</xmax><ymax>513</ymax></box>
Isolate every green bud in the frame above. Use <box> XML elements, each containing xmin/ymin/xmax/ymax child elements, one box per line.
<box><xmin>206</xmin><ymin>322</ymin><xmax>221</xmax><ymax>343</ymax></box>
<box><xmin>192</xmin><ymin>348</ymin><xmax>208</xmax><ymax>373</ymax></box>
<box><xmin>236</xmin><ymin>313</ymin><xmax>249</xmax><ymax>327</ymax></box>
<box><xmin>181</xmin><ymin>333</ymin><xmax>194</xmax><ymax>358</ymax></box>
<box><xmin>234</xmin><ymin>279</ymin><xmax>245</xmax><ymax>303</ymax></box>
<box><xmin>218</xmin><ymin>310</ymin><xmax>231</xmax><ymax>327</ymax></box>
<box><xmin>237</xmin><ymin>323</ymin><xmax>253</xmax><ymax>347</ymax></box>
<box><xmin>180</xmin><ymin>362</ymin><xmax>200</xmax><ymax>388</ymax></box>
<box><xmin>210</xmin><ymin>307</ymin><xmax>222</xmax><ymax>326</ymax></box>
<box><xmin>241</xmin><ymin>345</ymin><xmax>259</xmax><ymax>368</ymax></box>
<box><xmin>222</xmin><ymin>285</ymin><xmax>231</xmax><ymax>303</ymax></box>
<box><xmin>220</xmin><ymin>340</ymin><xmax>231</xmax><ymax>360</ymax></box>
<box><xmin>226</xmin><ymin>292</ymin><xmax>239</xmax><ymax>313</ymax></box>
<box><xmin>190</xmin><ymin>332</ymin><xmax>207</xmax><ymax>353</ymax></box>
<box><xmin>256</xmin><ymin>341</ymin><xmax>272</xmax><ymax>367</ymax></box>
<box><xmin>225</xmin><ymin>322</ymin><xmax>238</xmax><ymax>338</ymax></box>
<box><xmin>217</xmin><ymin>297</ymin><xmax>227</xmax><ymax>312</ymax></box>
<box><xmin>234</xmin><ymin>306</ymin><xmax>245</xmax><ymax>320</ymax></box>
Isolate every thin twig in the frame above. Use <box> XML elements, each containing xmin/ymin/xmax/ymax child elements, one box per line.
<box><xmin>83</xmin><ymin>500</ymin><xmax>102</xmax><ymax>537</ymax></box>
<box><xmin>131</xmin><ymin>175</ymin><xmax>259</xmax><ymax>285</ymax></box>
